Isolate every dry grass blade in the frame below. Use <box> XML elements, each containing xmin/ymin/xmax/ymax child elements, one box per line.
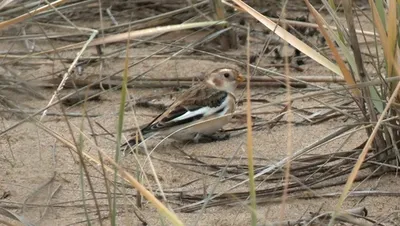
<box><xmin>36</xmin><ymin>77</ymin><xmax>307</xmax><ymax>90</ymax></box>
<box><xmin>332</xmin><ymin>82</ymin><xmax>400</xmax><ymax>219</ymax></box>
<box><xmin>0</xmin><ymin>207</ymin><xmax>35</xmax><ymax>226</ymax></box>
<box><xmin>263</xmin><ymin>207</ymin><xmax>368</xmax><ymax>226</ymax></box>
<box><xmin>39</xmin><ymin>30</ymin><xmax>98</xmax><ymax>120</ymax></box>
<box><xmin>268</xmin><ymin>17</ymin><xmax>377</xmax><ymax>37</ymax></box>
<box><xmin>39</xmin><ymin>75</ymin><xmax>345</xmax><ymax>84</ymax></box>
<box><xmin>32</xmin><ymin>120</ymin><xmax>183</xmax><ymax>226</ymax></box>
<box><xmin>0</xmin><ymin>0</ymin><xmax>68</xmax><ymax>30</ymax></box>
<box><xmin>175</xmin><ymin>124</ymin><xmax>369</xmax><ymax>212</ymax></box>
<box><xmin>22</xmin><ymin>172</ymin><xmax>58</xmax><ymax>219</ymax></box>
<box><xmin>37</xmin><ymin>21</ymin><xmax>228</xmax><ymax>54</ymax></box>
<box><xmin>231</xmin><ymin>0</ymin><xmax>342</xmax><ymax>76</ymax></box>
<box><xmin>330</xmin><ymin>1</ymin><xmax>400</xmax><ymax>223</ymax></box>
<box><xmin>386</xmin><ymin>0</ymin><xmax>398</xmax><ymax>79</ymax></box>
<box><xmin>176</xmin><ymin>145</ymin><xmax>386</xmax><ymax>212</ymax></box>
<box><xmin>0</xmin><ymin>72</ymin><xmax>45</xmax><ymax>114</ymax></box>
<box><xmin>0</xmin><ymin>0</ymin><xmax>15</xmax><ymax>11</ymax></box>
<box><xmin>245</xmin><ymin>25</ymin><xmax>257</xmax><ymax>226</ymax></box>
<box><xmin>303</xmin><ymin>0</ymin><xmax>360</xmax><ymax>97</ymax></box>
<box><xmin>368</xmin><ymin>0</ymin><xmax>395</xmax><ymax>78</ymax></box>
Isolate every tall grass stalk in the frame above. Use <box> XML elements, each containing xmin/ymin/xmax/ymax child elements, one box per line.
<box><xmin>58</xmin><ymin>95</ymin><xmax>103</xmax><ymax>225</ymax></box>
<box><xmin>329</xmin><ymin>1</ymin><xmax>400</xmax><ymax>223</ymax></box>
<box><xmin>329</xmin><ymin>71</ymin><xmax>400</xmax><ymax>226</ymax></box>
<box><xmin>279</xmin><ymin>7</ymin><xmax>294</xmax><ymax>222</ymax></box>
<box><xmin>78</xmin><ymin>123</ymin><xmax>92</xmax><ymax>226</ymax></box>
<box><xmin>112</xmin><ymin>28</ymin><xmax>130</xmax><ymax>226</ymax></box>
<box><xmin>245</xmin><ymin>25</ymin><xmax>257</xmax><ymax>226</ymax></box>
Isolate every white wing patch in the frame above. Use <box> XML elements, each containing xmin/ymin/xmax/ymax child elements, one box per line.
<box><xmin>171</xmin><ymin>96</ymin><xmax>229</xmax><ymax>122</ymax></box>
<box><xmin>216</xmin><ymin>102</ymin><xmax>230</xmax><ymax>116</ymax></box>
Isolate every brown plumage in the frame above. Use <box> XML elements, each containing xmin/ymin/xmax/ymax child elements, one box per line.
<box><xmin>122</xmin><ymin>68</ymin><xmax>244</xmax><ymax>149</ymax></box>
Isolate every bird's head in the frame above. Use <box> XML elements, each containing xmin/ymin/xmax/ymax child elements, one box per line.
<box><xmin>205</xmin><ymin>68</ymin><xmax>245</xmax><ymax>92</ymax></box>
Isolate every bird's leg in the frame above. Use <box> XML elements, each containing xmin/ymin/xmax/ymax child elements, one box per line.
<box><xmin>193</xmin><ymin>132</ymin><xmax>230</xmax><ymax>143</ymax></box>
<box><xmin>192</xmin><ymin>133</ymin><xmax>204</xmax><ymax>143</ymax></box>
<box><xmin>210</xmin><ymin>131</ymin><xmax>230</xmax><ymax>141</ymax></box>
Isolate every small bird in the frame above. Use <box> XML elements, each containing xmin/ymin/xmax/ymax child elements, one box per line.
<box><xmin>122</xmin><ymin>68</ymin><xmax>245</xmax><ymax>149</ymax></box>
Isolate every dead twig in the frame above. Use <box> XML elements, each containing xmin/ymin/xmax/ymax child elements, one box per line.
<box><xmin>35</xmin><ymin>77</ymin><xmax>308</xmax><ymax>89</ymax></box>
<box><xmin>264</xmin><ymin>207</ymin><xmax>370</xmax><ymax>226</ymax></box>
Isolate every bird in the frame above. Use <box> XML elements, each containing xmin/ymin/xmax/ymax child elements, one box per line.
<box><xmin>121</xmin><ymin>68</ymin><xmax>245</xmax><ymax>150</ymax></box>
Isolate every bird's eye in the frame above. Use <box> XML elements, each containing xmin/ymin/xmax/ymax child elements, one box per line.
<box><xmin>224</xmin><ymin>73</ymin><xmax>230</xmax><ymax>78</ymax></box>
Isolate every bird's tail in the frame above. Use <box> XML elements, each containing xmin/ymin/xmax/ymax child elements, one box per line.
<box><xmin>120</xmin><ymin>132</ymin><xmax>143</xmax><ymax>152</ymax></box>
<box><xmin>120</xmin><ymin>131</ymin><xmax>157</xmax><ymax>152</ymax></box>
<box><xmin>121</xmin><ymin>137</ymin><xmax>142</xmax><ymax>151</ymax></box>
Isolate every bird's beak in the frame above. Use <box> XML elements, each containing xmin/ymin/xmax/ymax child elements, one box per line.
<box><xmin>236</xmin><ymin>74</ymin><xmax>246</xmax><ymax>82</ymax></box>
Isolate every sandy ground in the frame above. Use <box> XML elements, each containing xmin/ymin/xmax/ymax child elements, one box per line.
<box><xmin>1</xmin><ymin>1</ymin><xmax>400</xmax><ymax>226</ymax></box>
<box><xmin>2</xmin><ymin>62</ymin><xmax>400</xmax><ymax>226</ymax></box>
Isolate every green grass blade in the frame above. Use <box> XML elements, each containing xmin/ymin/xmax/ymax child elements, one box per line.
<box><xmin>375</xmin><ymin>0</ymin><xmax>387</xmax><ymax>29</ymax></box>
<box><xmin>322</xmin><ymin>0</ymin><xmax>346</xmax><ymax>43</ymax></box>
<box><xmin>78</xmin><ymin>125</ymin><xmax>92</xmax><ymax>226</ymax></box>
<box><xmin>369</xmin><ymin>86</ymin><xmax>385</xmax><ymax>113</ymax></box>
<box><xmin>304</xmin><ymin>0</ymin><xmax>360</xmax><ymax>97</ymax></box>
<box><xmin>112</xmin><ymin>27</ymin><xmax>130</xmax><ymax>226</ymax></box>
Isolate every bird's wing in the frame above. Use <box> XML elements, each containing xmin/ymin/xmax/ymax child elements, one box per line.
<box><xmin>141</xmin><ymin>85</ymin><xmax>230</xmax><ymax>133</ymax></box>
